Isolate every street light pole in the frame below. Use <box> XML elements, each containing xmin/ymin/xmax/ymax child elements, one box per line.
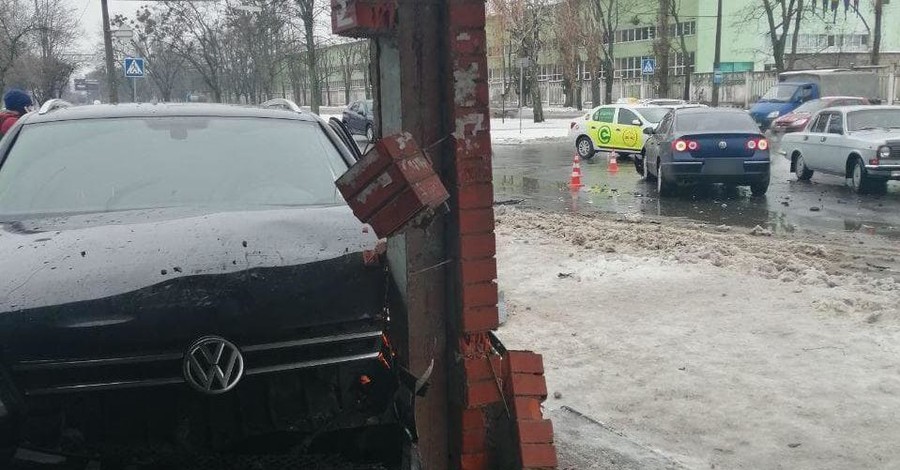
<box><xmin>711</xmin><ymin>0</ymin><xmax>723</xmax><ymax>106</ymax></box>
<box><xmin>101</xmin><ymin>0</ymin><xmax>118</xmax><ymax>104</ymax></box>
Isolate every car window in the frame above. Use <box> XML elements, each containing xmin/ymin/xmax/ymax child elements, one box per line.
<box><xmin>827</xmin><ymin>114</ymin><xmax>844</xmax><ymax>134</ymax></box>
<box><xmin>593</xmin><ymin>107</ymin><xmax>615</xmax><ymax>123</ymax></box>
<box><xmin>847</xmin><ymin>109</ymin><xmax>900</xmax><ymax>131</ymax></box>
<box><xmin>673</xmin><ymin>111</ymin><xmax>758</xmax><ymax>132</ymax></box>
<box><xmin>0</xmin><ymin>117</ymin><xmax>348</xmax><ymax>219</ymax></box>
<box><xmin>792</xmin><ymin>99</ymin><xmax>825</xmax><ymax>114</ymax></box>
<box><xmin>810</xmin><ymin>113</ymin><xmax>830</xmax><ymax>133</ymax></box>
<box><xmin>656</xmin><ymin>112</ymin><xmax>673</xmax><ymax>134</ymax></box>
<box><xmin>617</xmin><ymin>108</ymin><xmax>639</xmax><ymax>125</ymax></box>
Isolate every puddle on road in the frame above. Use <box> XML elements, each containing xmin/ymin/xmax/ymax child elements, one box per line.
<box><xmin>494</xmin><ymin>156</ymin><xmax>900</xmax><ymax>239</ymax></box>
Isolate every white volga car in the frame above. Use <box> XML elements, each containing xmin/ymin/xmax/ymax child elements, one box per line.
<box><xmin>780</xmin><ymin>105</ymin><xmax>900</xmax><ymax>193</ymax></box>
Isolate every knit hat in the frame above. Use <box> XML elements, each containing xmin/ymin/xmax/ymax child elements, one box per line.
<box><xmin>3</xmin><ymin>89</ymin><xmax>33</xmax><ymax>114</ymax></box>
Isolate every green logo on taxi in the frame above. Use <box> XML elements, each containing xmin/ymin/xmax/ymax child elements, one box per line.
<box><xmin>598</xmin><ymin>126</ymin><xmax>611</xmax><ymax>144</ymax></box>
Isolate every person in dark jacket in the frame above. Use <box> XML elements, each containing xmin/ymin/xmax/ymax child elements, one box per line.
<box><xmin>0</xmin><ymin>89</ymin><xmax>34</xmax><ymax>137</ymax></box>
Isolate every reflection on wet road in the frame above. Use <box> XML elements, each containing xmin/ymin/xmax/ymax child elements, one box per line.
<box><xmin>493</xmin><ymin>140</ymin><xmax>900</xmax><ymax>238</ymax></box>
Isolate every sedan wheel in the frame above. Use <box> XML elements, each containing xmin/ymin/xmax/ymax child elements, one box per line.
<box><xmin>634</xmin><ymin>152</ymin><xmax>645</xmax><ymax>176</ymax></box>
<box><xmin>850</xmin><ymin>157</ymin><xmax>871</xmax><ymax>194</ymax></box>
<box><xmin>795</xmin><ymin>154</ymin><xmax>813</xmax><ymax>181</ymax></box>
<box><xmin>643</xmin><ymin>155</ymin><xmax>657</xmax><ymax>182</ymax></box>
<box><xmin>576</xmin><ymin>136</ymin><xmax>594</xmax><ymax>159</ymax></box>
<box><xmin>657</xmin><ymin>162</ymin><xmax>675</xmax><ymax>196</ymax></box>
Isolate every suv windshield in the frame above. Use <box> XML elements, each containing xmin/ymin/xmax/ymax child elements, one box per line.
<box><xmin>848</xmin><ymin>109</ymin><xmax>900</xmax><ymax>131</ymax></box>
<box><xmin>0</xmin><ymin>117</ymin><xmax>347</xmax><ymax>219</ymax></box>
<box><xmin>635</xmin><ymin>107</ymin><xmax>670</xmax><ymax>123</ymax></box>
<box><xmin>761</xmin><ymin>83</ymin><xmax>799</xmax><ymax>102</ymax></box>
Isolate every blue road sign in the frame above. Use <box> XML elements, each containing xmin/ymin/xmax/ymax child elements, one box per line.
<box><xmin>641</xmin><ymin>58</ymin><xmax>656</xmax><ymax>75</ymax></box>
<box><xmin>124</xmin><ymin>58</ymin><xmax>145</xmax><ymax>78</ymax></box>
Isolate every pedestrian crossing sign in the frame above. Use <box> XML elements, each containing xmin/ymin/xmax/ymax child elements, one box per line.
<box><xmin>124</xmin><ymin>58</ymin><xmax>145</xmax><ymax>78</ymax></box>
<box><xmin>641</xmin><ymin>58</ymin><xmax>655</xmax><ymax>75</ymax></box>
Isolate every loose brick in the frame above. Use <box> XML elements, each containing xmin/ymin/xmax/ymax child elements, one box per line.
<box><xmin>462</xmin><ymin>305</ymin><xmax>500</xmax><ymax>333</ymax></box>
<box><xmin>461</xmin><ymin>281</ymin><xmax>498</xmax><ymax>308</ymax></box>
<box><xmin>506</xmin><ymin>351</ymin><xmax>545</xmax><ymax>375</ymax></box>
<box><xmin>466</xmin><ymin>379</ymin><xmax>502</xmax><ymax>407</ymax></box>
<box><xmin>509</xmin><ymin>373</ymin><xmax>548</xmax><ymax>398</ymax></box>
<box><xmin>516</xmin><ymin>419</ymin><xmax>554</xmax><ymax>444</ymax></box>
<box><xmin>460</xmin><ymin>452</ymin><xmax>487</xmax><ymax>470</ymax></box>
<box><xmin>463</xmin><ymin>355</ymin><xmax>502</xmax><ymax>381</ymax></box>
<box><xmin>459</xmin><ymin>207</ymin><xmax>495</xmax><ymax>235</ymax></box>
<box><xmin>462</xmin><ymin>408</ymin><xmax>485</xmax><ymax>430</ymax></box>
<box><xmin>449</xmin><ymin>28</ymin><xmax>487</xmax><ymax>56</ymax></box>
<box><xmin>448</xmin><ymin>3</ymin><xmax>486</xmax><ymax>29</ymax></box>
<box><xmin>458</xmin><ymin>183</ymin><xmax>493</xmax><ymax>209</ymax></box>
<box><xmin>462</xmin><ymin>426</ymin><xmax>487</xmax><ymax>453</ymax></box>
<box><xmin>456</xmin><ymin>155</ymin><xmax>493</xmax><ymax>185</ymax></box>
<box><xmin>460</xmin><ymin>257</ymin><xmax>497</xmax><ymax>284</ymax></box>
<box><xmin>512</xmin><ymin>397</ymin><xmax>544</xmax><ymax>421</ymax></box>
<box><xmin>520</xmin><ymin>443</ymin><xmax>558</xmax><ymax>469</ymax></box>
<box><xmin>460</xmin><ymin>232</ymin><xmax>496</xmax><ymax>260</ymax></box>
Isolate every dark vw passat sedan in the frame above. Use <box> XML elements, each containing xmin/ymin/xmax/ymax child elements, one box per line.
<box><xmin>0</xmin><ymin>103</ymin><xmax>397</xmax><ymax>465</ymax></box>
<box><xmin>642</xmin><ymin>107</ymin><xmax>771</xmax><ymax>197</ymax></box>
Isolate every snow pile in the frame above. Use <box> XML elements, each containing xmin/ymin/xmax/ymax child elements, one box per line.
<box><xmin>495</xmin><ymin>207</ymin><xmax>900</xmax><ymax>322</ymax></box>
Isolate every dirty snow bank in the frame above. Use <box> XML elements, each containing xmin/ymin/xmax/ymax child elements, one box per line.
<box><xmin>495</xmin><ymin>207</ymin><xmax>900</xmax><ymax>322</ymax></box>
<box><xmin>494</xmin><ymin>207</ymin><xmax>900</xmax><ymax>469</ymax></box>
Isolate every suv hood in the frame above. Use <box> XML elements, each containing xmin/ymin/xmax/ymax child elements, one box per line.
<box><xmin>0</xmin><ymin>206</ymin><xmax>377</xmax><ymax>313</ymax></box>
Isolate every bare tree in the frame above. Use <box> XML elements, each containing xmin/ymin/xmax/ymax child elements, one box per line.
<box><xmin>588</xmin><ymin>0</ymin><xmax>626</xmax><ymax>104</ymax></box>
<box><xmin>653</xmin><ymin>0</ymin><xmax>671</xmax><ymax>97</ymax></box>
<box><xmin>27</xmin><ymin>0</ymin><xmax>79</xmax><ymax>102</ymax></box>
<box><xmin>555</xmin><ymin>0</ymin><xmax>582</xmax><ymax>109</ymax></box>
<box><xmin>157</xmin><ymin>1</ymin><xmax>228</xmax><ymax>102</ymax></box>
<box><xmin>296</xmin><ymin>0</ymin><xmax>327</xmax><ymax>114</ymax></box>
<box><xmin>488</xmin><ymin>0</ymin><xmax>551</xmax><ymax>122</ymax></box>
<box><xmin>0</xmin><ymin>0</ymin><xmax>37</xmax><ymax>92</ymax></box>
<box><xmin>336</xmin><ymin>40</ymin><xmax>368</xmax><ymax>105</ymax></box>
<box><xmin>748</xmin><ymin>0</ymin><xmax>806</xmax><ymax>74</ymax></box>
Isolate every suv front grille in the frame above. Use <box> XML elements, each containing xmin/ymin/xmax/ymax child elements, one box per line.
<box><xmin>10</xmin><ymin>330</ymin><xmax>382</xmax><ymax>396</ymax></box>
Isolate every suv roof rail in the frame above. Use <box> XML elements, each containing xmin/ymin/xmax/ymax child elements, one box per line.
<box><xmin>38</xmin><ymin>99</ymin><xmax>73</xmax><ymax>115</ymax></box>
<box><xmin>260</xmin><ymin>98</ymin><xmax>302</xmax><ymax>113</ymax></box>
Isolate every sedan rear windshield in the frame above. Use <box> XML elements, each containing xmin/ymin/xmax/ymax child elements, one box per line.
<box><xmin>675</xmin><ymin>112</ymin><xmax>759</xmax><ymax>133</ymax></box>
<box><xmin>0</xmin><ymin>117</ymin><xmax>348</xmax><ymax>219</ymax></box>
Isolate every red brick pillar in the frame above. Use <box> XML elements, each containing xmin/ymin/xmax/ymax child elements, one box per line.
<box><xmin>445</xmin><ymin>1</ymin><xmax>501</xmax><ymax>469</ymax></box>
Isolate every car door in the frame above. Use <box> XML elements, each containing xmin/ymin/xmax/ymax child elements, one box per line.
<box><xmin>644</xmin><ymin>112</ymin><xmax>671</xmax><ymax>169</ymax></box>
<box><xmin>822</xmin><ymin>111</ymin><xmax>849</xmax><ymax>174</ymax></box>
<box><xmin>801</xmin><ymin>112</ymin><xmax>831</xmax><ymax>172</ymax></box>
<box><xmin>588</xmin><ymin>107</ymin><xmax>616</xmax><ymax>150</ymax></box>
<box><xmin>615</xmin><ymin>107</ymin><xmax>644</xmax><ymax>153</ymax></box>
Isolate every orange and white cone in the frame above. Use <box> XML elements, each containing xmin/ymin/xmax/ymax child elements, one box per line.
<box><xmin>608</xmin><ymin>151</ymin><xmax>619</xmax><ymax>173</ymax></box>
<box><xmin>569</xmin><ymin>153</ymin><xmax>584</xmax><ymax>189</ymax></box>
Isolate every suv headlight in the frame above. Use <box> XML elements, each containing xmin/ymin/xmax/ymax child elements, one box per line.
<box><xmin>878</xmin><ymin>145</ymin><xmax>891</xmax><ymax>159</ymax></box>
<box><xmin>767</xmin><ymin>111</ymin><xmax>780</xmax><ymax>119</ymax></box>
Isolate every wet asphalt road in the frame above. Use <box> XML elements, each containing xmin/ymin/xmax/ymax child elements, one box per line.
<box><xmin>492</xmin><ymin>139</ymin><xmax>900</xmax><ymax>239</ymax></box>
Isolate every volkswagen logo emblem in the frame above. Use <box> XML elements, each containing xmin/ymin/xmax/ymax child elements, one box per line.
<box><xmin>183</xmin><ymin>336</ymin><xmax>244</xmax><ymax>395</ymax></box>
<box><xmin>718</xmin><ymin>141</ymin><xmax>728</xmax><ymax>149</ymax></box>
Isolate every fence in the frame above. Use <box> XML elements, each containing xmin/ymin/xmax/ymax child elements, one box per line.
<box><xmin>489</xmin><ymin>70</ymin><xmax>900</xmax><ymax>108</ymax></box>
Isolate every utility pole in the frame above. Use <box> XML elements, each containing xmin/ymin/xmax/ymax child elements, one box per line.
<box><xmin>871</xmin><ymin>0</ymin><xmax>883</xmax><ymax>65</ymax></box>
<box><xmin>711</xmin><ymin>0</ymin><xmax>723</xmax><ymax>106</ymax></box>
<box><xmin>101</xmin><ymin>0</ymin><xmax>118</xmax><ymax>103</ymax></box>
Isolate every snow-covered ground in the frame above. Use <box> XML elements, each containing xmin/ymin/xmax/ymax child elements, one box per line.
<box><xmin>495</xmin><ymin>207</ymin><xmax>900</xmax><ymax>469</ymax></box>
<box><xmin>490</xmin><ymin>117</ymin><xmax>572</xmax><ymax>145</ymax></box>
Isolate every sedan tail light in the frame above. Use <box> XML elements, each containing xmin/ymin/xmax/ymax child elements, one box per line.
<box><xmin>747</xmin><ymin>138</ymin><xmax>769</xmax><ymax>151</ymax></box>
<box><xmin>673</xmin><ymin>139</ymin><xmax>699</xmax><ymax>152</ymax></box>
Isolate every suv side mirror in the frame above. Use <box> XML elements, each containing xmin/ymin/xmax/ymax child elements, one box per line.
<box><xmin>631</xmin><ymin>119</ymin><xmax>642</xmax><ymax>126</ymax></box>
<box><xmin>642</xmin><ymin>127</ymin><xmax>655</xmax><ymax>135</ymax></box>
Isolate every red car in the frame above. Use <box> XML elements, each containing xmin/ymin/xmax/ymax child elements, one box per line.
<box><xmin>770</xmin><ymin>96</ymin><xmax>870</xmax><ymax>134</ymax></box>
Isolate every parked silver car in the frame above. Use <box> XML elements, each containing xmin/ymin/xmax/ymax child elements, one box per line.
<box><xmin>780</xmin><ymin>105</ymin><xmax>900</xmax><ymax>193</ymax></box>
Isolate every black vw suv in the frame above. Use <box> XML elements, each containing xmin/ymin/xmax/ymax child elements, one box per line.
<box><xmin>0</xmin><ymin>101</ymin><xmax>397</xmax><ymax>467</ymax></box>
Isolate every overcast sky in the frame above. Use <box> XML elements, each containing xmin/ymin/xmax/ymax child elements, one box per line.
<box><xmin>67</xmin><ymin>0</ymin><xmax>148</xmax><ymax>56</ymax></box>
